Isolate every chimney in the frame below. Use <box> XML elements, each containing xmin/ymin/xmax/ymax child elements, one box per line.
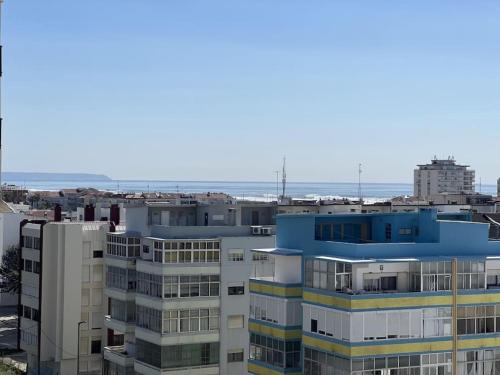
<box><xmin>54</xmin><ymin>204</ymin><xmax>62</xmax><ymax>222</ymax></box>
<box><xmin>84</xmin><ymin>204</ymin><xmax>95</xmax><ymax>222</ymax></box>
<box><xmin>110</xmin><ymin>204</ymin><xmax>120</xmax><ymax>225</ymax></box>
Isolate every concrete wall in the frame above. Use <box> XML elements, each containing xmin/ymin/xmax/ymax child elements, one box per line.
<box><xmin>219</xmin><ymin>235</ymin><xmax>275</xmax><ymax>375</ymax></box>
<box><xmin>20</xmin><ymin>222</ymin><xmax>108</xmax><ymax>375</ymax></box>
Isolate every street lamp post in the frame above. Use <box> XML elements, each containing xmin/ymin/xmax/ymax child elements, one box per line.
<box><xmin>77</xmin><ymin>321</ymin><xmax>86</xmax><ymax>375</ymax></box>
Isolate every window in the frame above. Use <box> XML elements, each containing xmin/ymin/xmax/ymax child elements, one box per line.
<box><xmin>385</xmin><ymin>223</ymin><xmax>392</xmax><ymax>241</ymax></box>
<box><xmin>138</xmin><ymin>306</ymin><xmax>219</xmax><ymax>334</ymax></box>
<box><xmin>228</xmin><ymin>283</ymin><xmax>244</xmax><ymax>295</ymax></box>
<box><xmin>91</xmin><ymin>339</ymin><xmax>101</xmax><ymax>354</ymax></box>
<box><xmin>106</xmin><ymin>266</ymin><xmax>136</xmax><ymax>291</ymax></box>
<box><xmin>93</xmin><ymin>250</ymin><xmax>103</xmax><ymax>258</ymax></box>
<box><xmin>32</xmin><ymin>309</ymin><xmax>40</xmax><ymax>322</ymax></box>
<box><xmin>227</xmin><ymin>315</ymin><xmax>244</xmax><ymax>329</ymax></box>
<box><xmin>228</xmin><ymin>350</ymin><xmax>244</xmax><ymax>363</ymax></box>
<box><xmin>304</xmin><ymin>349</ymin><xmax>423</xmax><ymax>375</ymax></box>
<box><xmin>91</xmin><ymin>312</ymin><xmax>103</xmax><ymax>329</ymax></box>
<box><xmin>23</xmin><ymin>305</ymin><xmax>31</xmax><ymax>319</ymax></box>
<box><xmin>250</xmin><ymin>333</ymin><xmax>300</xmax><ymax>369</ymax></box>
<box><xmin>24</xmin><ymin>236</ymin><xmax>33</xmax><ymax>249</ymax></box>
<box><xmin>423</xmin><ymin>307</ymin><xmax>452</xmax><ymax>337</ymax></box>
<box><xmin>137</xmin><ymin>273</ymin><xmax>219</xmax><ymax>299</ymax></box>
<box><xmin>311</xmin><ymin>319</ymin><xmax>318</xmax><ymax>333</ymax></box>
<box><xmin>106</xmin><ymin>234</ymin><xmax>140</xmax><ymax>258</ymax></box>
<box><xmin>24</xmin><ymin>259</ymin><xmax>33</xmax><ymax>273</ymax></box>
<box><xmin>33</xmin><ymin>261</ymin><xmax>40</xmax><ymax>274</ymax></box>
<box><xmin>135</xmin><ymin>340</ymin><xmax>219</xmax><ymax>370</ymax></box>
<box><xmin>143</xmin><ymin>245</ymin><xmax>150</xmax><ymax>254</ymax></box>
<box><xmin>228</xmin><ymin>249</ymin><xmax>244</xmax><ymax>262</ymax></box>
<box><xmin>305</xmin><ymin>259</ymin><xmax>352</xmax><ymax>292</ymax></box>
<box><xmin>81</xmin><ymin>289</ymin><xmax>90</xmax><ymax>306</ymax></box>
<box><xmin>252</xmin><ymin>253</ymin><xmax>269</xmax><ymax>261</ymax></box>
<box><xmin>457</xmin><ymin>349</ymin><xmax>500</xmax><ymax>375</ymax></box>
<box><xmin>150</xmin><ymin>241</ymin><xmax>220</xmax><ymax>264</ymax></box>
<box><xmin>487</xmin><ymin>272</ymin><xmax>500</xmax><ymax>288</ymax></box>
<box><xmin>363</xmin><ymin>275</ymin><xmax>397</xmax><ymax>292</ymax></box>
<box><xmin>250</xmin><ymin>295</ymin><xmax>302</xmax><ymax>326</ymax></box>
<box><xmin>21</xmin><ymin>305</ymin><xmax>39</xmax><ymax>322</ymax></box>
<box><xmin>457</xmin><ymin>305</ymin><xmax>499</xmax><ymax>335</ymax></box>
<box><xmin>110</xmin><ymin>299</ymin><xmax>135</xmax><ymax>323</ymax></box>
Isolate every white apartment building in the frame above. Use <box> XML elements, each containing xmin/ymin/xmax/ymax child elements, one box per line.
<box><xmin>19</xmin><ymin>219</ymin><xmax>109</xmax><ymax>375</ymax></box>
<box><xmin>414</xmin><ymin>157</ymin><xmax>475</xmax><ymax>199</ymax></box>
<box><xmin>103</xmin><ymin>202</ymin><xmax>276</xmax><ymax>375</ymax></box>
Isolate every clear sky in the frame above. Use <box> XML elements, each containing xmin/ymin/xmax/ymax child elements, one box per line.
<box><xmin>3</xmin><ymin>0</ymin><xmax>500</xmax><ymax>183</ymax></box>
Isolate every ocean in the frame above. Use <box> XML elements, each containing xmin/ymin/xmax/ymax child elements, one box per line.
<box><xmin>3</xmin><ymin>178</ymin><xmax>497</xmax><ymax>203</ymax></box>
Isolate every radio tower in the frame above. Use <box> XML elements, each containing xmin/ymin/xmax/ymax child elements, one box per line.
<box><xmin>281</xmin><ymin>156</ymin><xmax>287</xmax><ymax>201</ymax></box>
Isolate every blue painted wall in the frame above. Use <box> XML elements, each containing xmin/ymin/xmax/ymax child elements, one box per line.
<box><xmin>276</xmin><ymin>209</ymin><xmax>500</xmax><ymax>259</ymax></box>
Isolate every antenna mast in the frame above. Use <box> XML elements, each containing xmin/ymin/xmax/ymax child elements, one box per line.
<box><xmin>358</xmin><ymin>163</ymin><xmax>363</xmax><ymax>203</ymax></box>
<box><xmin>281</xmin><ymin>156</ymin><xmax>286</xmax><ymax>200</ymax></box>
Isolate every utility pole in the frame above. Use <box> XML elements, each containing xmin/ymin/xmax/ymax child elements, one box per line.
<box><xmin>275</xmin><ymin>171</ymin><xmax>279</xmax><ymax>204</ymax></box>
<box><xmin>281</xmin><ymin>156</ymin><xmax>286</xmax><ymax>200</ymax></box>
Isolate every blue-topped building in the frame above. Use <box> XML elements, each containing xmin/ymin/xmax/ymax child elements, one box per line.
<box><xmin>248</xmin><ymin>209</ymin><xmax>500</xmax><ymax>375</ymax></box>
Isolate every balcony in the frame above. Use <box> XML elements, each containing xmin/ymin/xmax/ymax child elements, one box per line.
<box><xmin>104</xmin><ymin>315</ymin><xmax>136</xmax><ymax>334</ymax></box>
<box><xmin>104</xmin><ymin>345</ymin><xmax>135</xmax><ymax>368</ymax></box>
<box><xmin>134</xmin><ymin>360</ymin><xmax>219</xmax><ymax>375</ymax></box>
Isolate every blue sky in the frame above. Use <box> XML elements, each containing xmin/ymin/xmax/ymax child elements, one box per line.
<box><xmin>3</xmin><ymin>0</ymin><xmax>500</xmax><ymax>182</ymax></box>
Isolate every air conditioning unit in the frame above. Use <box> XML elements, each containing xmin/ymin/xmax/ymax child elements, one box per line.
<box><xmin>251</xmin><ymin>226</ymin><xmax>263</xmax><ymax>235</ymax></box>
<box><xmin>261</xmin><ymin>227</ymin><xmax>272</xmax><ymax>236</ymax></box>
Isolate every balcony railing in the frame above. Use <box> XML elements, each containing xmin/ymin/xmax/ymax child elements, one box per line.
<box><xmin>104</xmin><ymin>345</ymin><xmax>135</xmax><ymax>368</ymax></box>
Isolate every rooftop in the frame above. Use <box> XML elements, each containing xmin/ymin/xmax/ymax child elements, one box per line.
<box><xmin>275</xmin><ymin>209</ymin><xmax>500</xmax><ymax>259</ymax></box>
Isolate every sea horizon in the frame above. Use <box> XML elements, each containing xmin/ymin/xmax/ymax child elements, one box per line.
<box><xmin>2</xmin><ymin>176</ymin><xmax>496</xmax><ymax>203</ymax></box>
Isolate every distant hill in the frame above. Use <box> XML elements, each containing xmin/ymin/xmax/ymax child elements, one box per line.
<box><xmin>2</xmin><ymin>172</ymin><xmax>112</xmax><ymax>182</ymax></box>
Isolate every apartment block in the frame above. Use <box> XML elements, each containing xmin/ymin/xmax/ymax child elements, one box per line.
<box><xmin>414</xmin><ymin>157</ymin><xmax>475</xmax><ymax>199</ymax></box>
<box><xmin>103</xmin><ymin>201</ymin><xmax>276</xmax><ymax>375</ymax></box>
<box><xmin>249</xmin><ymin>209</ymin><xmax>500</xmax><ymax>375</ymax></box>
<box><xmin>19</xmin><ymin>219</ymin><xmax>109</xmax><ymax>374</ymax></box>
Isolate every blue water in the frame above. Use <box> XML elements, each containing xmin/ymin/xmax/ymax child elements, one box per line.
<box><xmin>3</xmin><ymin>179</ymin><xmax>496</xmax><ymax>201</ymax></box>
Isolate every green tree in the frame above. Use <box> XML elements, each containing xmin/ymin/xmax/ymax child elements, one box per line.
<box><xmin>0</xmin><ymin>246</ymin><xmax>20</xmax><ymax>294</ymax></box>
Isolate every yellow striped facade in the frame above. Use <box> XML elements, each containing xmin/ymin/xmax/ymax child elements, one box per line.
<box><xmin>248</xmin><ymin>362</ymin><xmax>302</xmax><ymax>375</ymax></box>
<box><xmin>303</xmin><ymin>334</ymin><xmax>500</xmax><ymax>358</ymax></box>
<box><xmin>249</xmin><ymin>280</ymin><xmax>302</xmax><ymax>298</ymax></box>
<box><xmin>303</xmin><ymin>290</ymin><xmax>500</xmax><ymax>311</ymax></box>
<box><xmin>249</xmin><ymin>321</ymin><xmax>302</xmax><ymax>340</ymax></box>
